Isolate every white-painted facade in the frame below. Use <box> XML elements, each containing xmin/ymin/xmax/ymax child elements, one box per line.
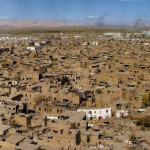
<box><xmin>77</xmin><ymin>108</ymin><xmax>111</xmax><ymax>120</ymax></box>
<box><xmin>46</xmin><ymin>116</ymin><xmax>58</xmax><ymax>120</ymax></box>
<box><xmin>34</xmin><ymin>42</ymin><xmax>41</xmax><ymax>47</ymax></box>
<box><xmin>116</xmin><ymin>110</ymin><xmax>129</xmax><ymax>118</ymax></box>
<box><xmin>12</xmin><ymin>80</ymin><xmax>18</xmax><ymax>86</ymax></box>
<box><xmin>104</xmin><ymin>32</ymin><xmax>123</xmax><ymax>39</ymax></box>
<box><xmin>83</xmin><ymin>41</ymin><xmax>98</xmax><ymax>46</ymax></box>
<box><xmin>27</xmin><ymin>46</ymin><xmax>36</xmax><ymax>51</ymax></box>
<box><xmin>142</xmin><ymin>30</ymin><xmax>150</xmax><ymax>37</ymax></box>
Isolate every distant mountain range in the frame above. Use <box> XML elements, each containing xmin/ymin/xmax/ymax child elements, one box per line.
<box><xmin>0</xmin><ymin>21</ymin><xmax>149</xmax><ymax>29</ymax></box>
<box><xmin>0</xmin><ymin>21</ymin><xmax>89</xmax><ymax>29</ymax></box>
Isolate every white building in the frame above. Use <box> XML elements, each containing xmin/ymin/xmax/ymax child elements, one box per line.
<box><xmin>46</xmin><ymin>116</ymin><xmax>58</xmax><ymax>120</ymax></box>
<box><xmin>142</xmin><ymin>30</ymin><xmax>150</xmax><ymax>37</ymax></box>
<box><xmin>83</xmin><ymin>41</ymin><xmax>98</xmax><ymax>46</ymax></box>
<box><xmin>74</xmin><ymin>35</ymin><xmax>85</xmax><ymax>39</ymax></box>
<box><xmin>22</xmin><ymin>37</ymin><xmax>29</xmax><ymax>40</ymax></box>
<box><xmin>113</xmin><ymin>33</ymin><xmax>123</xmax><ymax>39</ymax></box>
<box><xmin>90</xmin><ymin>41</ymin><xmax>98</xmax><ymax>46</ymax></box>
<box><xmin>11</xmin><ymin>80</ymin><xmax>18</xmax><ymax>86</ymax></box>
<box><xmin>116</xmin><ymin>110</ymin><xmax>129</xmax><ymax>118</ymax></box>
<box><xmin>104</xmin><ymin>32</ymin><xmax>123</xmax><ymax>39</ymax></box>
<box><xmin>104</xmin><ymin>33</ymin><xmax>114</xmax><ymax>38</ymax></box>
<box><xmin>34</xmin><ymin>42</ymin><xmax>41</xmax><ymax>47</ymax></box>
<box><xmin>27</xmin><ymin>46</ymin><xmax>36</xmax><ymax>51</ymax></box>
<box><xmin>77</xmin><ymin>108</ymin><xmax>111</xmax><ymax>120</ymax></box>
<box><xmin>27</xmin><ymin>46</ymin><xmax>42</xmax><ymax>51</ymax></box>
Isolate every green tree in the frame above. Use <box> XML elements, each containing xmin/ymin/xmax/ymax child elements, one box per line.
<box><xmin>142</xmin><ymin>94</ymin><xmax>148</xmax><ymax>107</ymax></box>
<box><xmin>61</xmin><ymin>76</ymin><xmax>70</xmax><ymax>86</ymax></box>
<box><xmin>130</xmin><ymin>133</ymin><xmax>136</xmax><ymax>144</ymax></box>
<box><xmin>143</xmin><ymin>116</ymin><xmax>150</xmax><ymax>128</ymax></box>
<box><xmin>136</xmin><ymin>116</ymin><xmax>150</xmax><ymax>129</ymax></box>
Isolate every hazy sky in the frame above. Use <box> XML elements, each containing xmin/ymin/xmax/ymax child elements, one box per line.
<box><xmin>0</xmin><ymin>0</ymin><xmax>149</xmax><ymax>25</ymax></box>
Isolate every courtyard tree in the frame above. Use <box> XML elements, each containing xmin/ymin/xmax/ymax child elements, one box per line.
<box><xmin>142</xmin><ymin>94</ymin><xmax>149</xmax><ymax>107</ymax></box>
